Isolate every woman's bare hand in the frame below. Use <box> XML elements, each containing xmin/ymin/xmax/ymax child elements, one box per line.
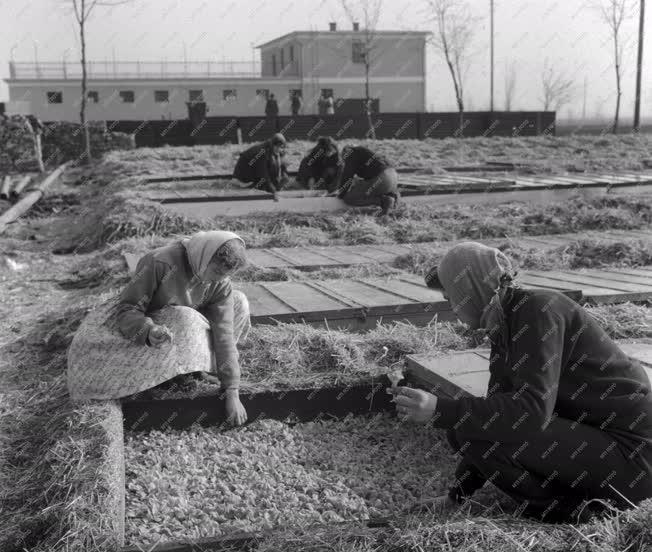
<box><xmin>390</xmin><ymin>386</ymin><xmax>439</xmax><ymax>423</ymax></box>
<box><xmin>225</xmin><ymin>389</ymin><xmax>248</xmax><ymax>426</ymax></box>
<box><xmin>147</xmin><ymin>324</ymin><xmax>173</xmax><ymax>348</ymax></box>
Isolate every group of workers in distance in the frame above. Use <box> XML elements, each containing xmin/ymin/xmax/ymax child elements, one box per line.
<box><xmin>232</xmin><ymin>133</ymin><xmax>400</xmax><ymax>216</ymax></box>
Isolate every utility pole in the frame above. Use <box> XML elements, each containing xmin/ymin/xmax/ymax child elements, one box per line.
<box><xmin>490</xmin><ymin>0</ymin><xmax>495</xmax><ymax>112</ymax></box>
<box><xmin>634</xmin><ymin>0</ymin><xmax>645</xmax><ymax>132</ymax></box>
<box><xmin>582</xmin><ymin>76</ymin><xmax>587</xmax><ymax>121</ymax></box>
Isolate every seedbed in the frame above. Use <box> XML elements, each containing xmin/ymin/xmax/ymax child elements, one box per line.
<box><xmin>123</xmin><ymin>413</ymin><xmax>454</xmax><ymax>548</ymax></box>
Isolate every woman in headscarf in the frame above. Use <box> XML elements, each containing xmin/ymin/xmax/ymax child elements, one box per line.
<box><xmin>390</xmin><ymin>242</ymin><xmax>652</xmax><ymax>522</ymax></box>
<box><xmin>296</xmin><ymin>136</ymin><xmax>340</xmax><ymax>190</ymax></box>
<box><xmin>67</xmin><ymin>231</ymin><xmax>251</xmax><ymax>426</ymax></box>
<box><xmin>232</xmin><ymin>133</ymin><xmax>289</xmax><ymax>201</ymax></box>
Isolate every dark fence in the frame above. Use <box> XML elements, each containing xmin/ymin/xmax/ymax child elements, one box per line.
<box><xmin>105</xmin><ymin>111</ymin><xmax>555</xmax><ymax>148</ymax></box>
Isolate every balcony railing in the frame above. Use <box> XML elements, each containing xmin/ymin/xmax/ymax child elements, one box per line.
<box><xmin>8</xmin><ymin>60</ymin><xmax>299</xmax><ymax>80</ymax></box>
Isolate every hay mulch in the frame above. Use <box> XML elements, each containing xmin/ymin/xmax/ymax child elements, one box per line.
<box><xmin>135</xmin><ymin>300</ymin><xmax>651</xmax><ymax>401</ymax></box>
<box><xmin>0</xmin><ymin>245</ymin><xmax>125</xmax><ymax>552</ymax></box>
<box><xmin>395</xmin><ymin>237</ymin><xmax>652</xmax><ymax>275</ymax></box>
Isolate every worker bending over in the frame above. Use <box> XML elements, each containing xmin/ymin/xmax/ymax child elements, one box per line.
<box><xmin>391</xmin><ymin>242</ymin><xmax>652</xmax><ymax>523</ymax></box>
<box><xmin>233</xmin><ymin>133</ymin><xmax>289</xmax><ymax>200</ymax></box>
<box><xmin>296</xmin><ymin>136</ymin><xmax>340</xmax><ymax>191</ymax></box>
<box><xmin>67</xmin><ymin>231</ymin><xmax>251</xmax><ymax>426</ymax></box>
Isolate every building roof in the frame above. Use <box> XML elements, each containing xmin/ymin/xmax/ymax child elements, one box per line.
<box><xmin>256</xmin><ymin>29</ymin><xmax>430</xmax><ymax>49</ymax></box>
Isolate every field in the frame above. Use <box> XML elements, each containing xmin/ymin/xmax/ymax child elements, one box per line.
<box><xmin>1</xmin><ymin>133</ymin><xmax>652</xmax><ymax>552</ymax></box>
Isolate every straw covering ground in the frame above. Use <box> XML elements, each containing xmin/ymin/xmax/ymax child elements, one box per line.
<box><xmin>1</xmin><ymin>134</ymin><xmax>652</xmax><ymax>551</ymax></box>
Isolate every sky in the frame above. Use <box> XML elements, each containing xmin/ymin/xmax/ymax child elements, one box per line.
<box><xmin>0</xmin><ymin>0</ymin><xmax>650</xmax><ymax>121</ymax></box>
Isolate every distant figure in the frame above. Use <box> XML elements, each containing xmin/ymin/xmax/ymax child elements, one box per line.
<box><xmin>296</xmin><ymin>136</ymin><xmax>340</xmax><ymax>190</ymax></box>
<box><xmin>325</xmin><ymin>95</ymin><xmax>335</xmax><ymax>115</ymax></box>
<box><xmin>291</xmin><ymin>93</ymin><xmax>303</xmax><ymax>116</ymax></box>
<box><xmin>318</xmin><ymin>96</ymin><xmax>327</xmax><ymax>116</ymax></box>
<box><xmin>265</xmin><ymin>93</ymin><xmax>279</xmax><ymax>117</ymax></box>
<box><xmin>330</xmin><ymin>144</ymin><xmax>400</xmax><ymax>216</ymax></box>
<box><xmin>232</xmin><ymin>133</ymin><xmax>289</xmax><ymax>200</ymax></box>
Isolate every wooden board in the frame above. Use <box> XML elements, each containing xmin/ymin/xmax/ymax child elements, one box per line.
<box><xmin>407</xmin><ymin>342</ymin><xmax>652</xmax><ymax>400</ymax></box>
<box><xmin>159</xmin><ymin>180</ymin><xmax>652</xmax><ymax>218</ymax></box>
<box><xmin>407</xmin><ymin>351</ymin><xmax>492</xmax><ymax>398</ymax></box>
<box><xmin>122</xmin><ymin>380</ymin><xmax>394</xmax><ymax>432</ymax></box>
<box><xmin>246</xmin><ymin>229</ymin><xmax>652</xmax><ymax>270</ymax></box>
<box><xmin>237</xmin><ymin>275</ymin><xmax>585</xmax><ymax>331</ymax></box>
<box><xmin>525</xmin><ymin>269</ymin><xmax>652</xmax><ymax>303</ymax></box>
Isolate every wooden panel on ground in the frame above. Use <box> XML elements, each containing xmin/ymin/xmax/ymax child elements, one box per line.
<box><xmin>407</xmin><ymin>342</ymin><xmax>652</xmax><ymax>401</ymax></box>
<box><xmin>620</xmin><ymin>343</ymin><xmax>652</xmax><ymax>368</ymax></box>
<box><xmin>406</xmin><ymin>351</ymin><xmax>491</xmax><ymax>398</ymax></box>
<box><xmin>526</xmin><ymin>269</ymin><xmax>652</xmax><ymax>303</ymax></box>
<box><xmin>122</xmin><ymin>381</ymin><xmax>394</xmax><ymax>432</ymax></box>
<box><xmin>238</xmin><ymin>277</ymin><xmax>451</xmax><ymax>330</ymax></box>
<box><xmin>236</xmin><ymin>273</ymin><xmax>588</xmax><ymax>331</ymax></box>
<box><xmin>122</xmin><ymin>232</ymin><xmax>652</xmax><ymax>278</ymax></box>
<box><xmin>158</xmin><ymin>179</ymin><xmax>652</xmax><ymax>218</ymax></box>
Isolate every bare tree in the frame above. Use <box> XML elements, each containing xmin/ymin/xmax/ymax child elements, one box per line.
<box><xmin>540</xmin><ymin>59</ymin><xmax>574</xmax><ymax>112</ymax></box>
<box><xmin>425</xmin><ymin>0</ymin><xmax>478</xmax><ymax>135</ymax></box>
<box><xmin>593</xmin><ymin>0</ymin><xmax>635</xmax><ymax>133</ymax></box>
<box><xmin>66</xmin><ymin>0</ymin><xmax>130</xmax><ymax>164</ymax></box>
<box><xmin>503</xmin><ymin>59</ymin><xmax>517</xmax><ymax>111</ymax></box>
<box><xmin>340</xmin><ymin>0</ymin><xmax>383</xmax><ymax>138</ymax></box>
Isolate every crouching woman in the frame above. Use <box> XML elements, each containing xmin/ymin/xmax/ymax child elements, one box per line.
<box><xmin>392</xmin><ymin>242</ymin><xmax>652</xmax><ymax>522</ymax></box>
<box><xmin>66</xmin><ymin>231</ymin><xmax>251</xmax><ymax>426</ymax></box>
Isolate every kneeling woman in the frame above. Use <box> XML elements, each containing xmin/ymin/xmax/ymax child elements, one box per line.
<box><xmin>393</xmin><ymin>242</ymin><xmax>652</xmax><ymax>521</ymax></box>
<box><xmin>67</xmin><ymin>231</ymin><xmax>251</xmax><ymax>425</ymax></box>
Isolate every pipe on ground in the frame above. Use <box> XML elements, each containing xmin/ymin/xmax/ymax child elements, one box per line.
<box><xmin>0</xmin><ymin>163</ymin><xmax>69</xmax><ymax>233</ymax></box>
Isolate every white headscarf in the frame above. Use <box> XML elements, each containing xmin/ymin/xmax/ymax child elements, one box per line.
<box><xmin>182</xmin><ymin>230</ymin><xmax>245</xmax><ymax>280</ymax></box>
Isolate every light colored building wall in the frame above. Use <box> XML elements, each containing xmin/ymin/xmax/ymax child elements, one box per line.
<box><xmin>260</xmin><ymin>39</ymin><xmax>301</xmax><ymax>77</ymax></box>
<box><xmin>8</xmin><ymin>79</ymin><xmax>304</xmax><ymax>121</ymax></box>
<box><xmin>298</xmin><ymin>34</ymin><xmax>425</xmax><ymax>80</ymax></box>
<box><xmin>8</xmin><ymin>76</ymin><xmax>423</xmax><ymax>121</ymax></box>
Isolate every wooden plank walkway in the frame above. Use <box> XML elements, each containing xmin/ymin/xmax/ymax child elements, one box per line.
<box><xmin>245</xmin><ymin>229</ymin><xmax>652</xmax><ymax>270</ymax></box>
<box><xmin>123</xmin><ymin>230</ymin><xmax>652</xmax><ymax>273</ymax></box>
<box><xmin>122</xmin><ymin>251</ymin><xmax>652</xmax><ymax>330</ymax></box>
<box><xmin>151</xmin><ymin>170</ymin><xmax>652</xmax><ymax>217</ymax></box>
<box><xmin>407</xmin><ymin>342</ymin><xmax>652</xmax><ymax>399</ymax></box>
<box><xmin>236</xmin><ymin>267</ymin><xmax>652</xmax><ymax>330</ymax></box>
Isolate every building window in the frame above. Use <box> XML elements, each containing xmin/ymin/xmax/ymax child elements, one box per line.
<box><xmin>272</xmin><ymin>55</ymin><xmax>276</xmax><ymax>76</ymax></box>
<box><xmin>46</xmin><ymin>91</ymin><xmax>62</xmax><ymax>104</ymax></box>
<box><xmin>321</xmin><ymin>88</ymin><xmax>334</xmax><ymax>99</ymax></box>
<box><xmin>352</xmin><ymin>40</ymin><xmax>366</xmax><ymax>63</ymax></box>
<box><xmin>256</xmin><ymin>89</ymin><xmax>270</xmax><ymax>100</ymax></box>
<box><xmin>280</xmin><ymin>48</ymin><xmax>284</xmax><ymax>69</ymax></box>
<box><xmin>223</xmin><ymin>89</ymin><xmax>237</xmax><ymax>101</ymax></box>
<box><xmin>289</xmin><ymin>45</ymin><xmax>294</xmax><ymax>62</ymax></box>
<box><xmin>87</xmin><ymin>91</ymin><xmax>99</xmax><ymax>103</ymax></box>
<box><xmin>154</xmin><ymin>90</ymin><xmax>169</xmax><ymax>103</ymax></box>
<box><xmin>119</xmin><ymin>90</ymin><xmax>135</xmax><ymax>103</ymax></box>
<box><xmin>189</xmin><ymin>89</ymin><xmax>204</xmax><ymax>102</ymax></box>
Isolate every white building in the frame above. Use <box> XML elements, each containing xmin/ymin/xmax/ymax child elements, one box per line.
<box><xmin>3</xmin><ymin>23</ymin><xmax>428</xmax><ymax>122</ymax></box>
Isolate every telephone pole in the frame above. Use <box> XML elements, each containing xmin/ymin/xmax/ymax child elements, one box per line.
<box><xmin>490</xmin><ymin>0</ymin><xmax>495</xmax><ymax>112</ymax></box>
<box><xmin>633</xmin><ymin>0</ymin><xmax>645</xmax><ymax>132</ymax></box>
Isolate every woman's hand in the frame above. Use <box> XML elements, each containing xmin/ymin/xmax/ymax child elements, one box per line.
<box><xmin>225</xmin><ymin>389</ymin><xmax>248</xmax><ymax>426</ymax></box>
<box><xmin>390</xmin><ymin>386</ymin><xmax>439</xmax><ymax>423</ymax></box>
<box><xmin>147</xmin><ymin>324</ymin><xmax>173</xmax><ymax>348</ymax></box>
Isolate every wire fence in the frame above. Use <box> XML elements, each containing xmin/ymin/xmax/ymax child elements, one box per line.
<box><xmin>9</xmin><ymin>60</ymin><xmax>300</xmax><ymax>80</ymax></box>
